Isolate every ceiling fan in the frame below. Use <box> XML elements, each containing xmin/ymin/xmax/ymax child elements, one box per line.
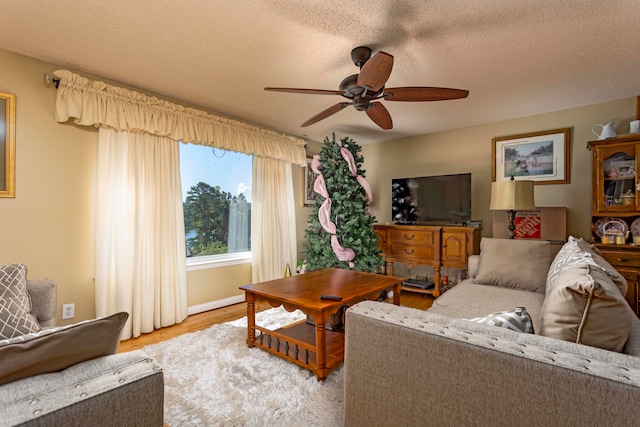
<box><xmin>265</xmin><ymin>46</ymin><xmax>469</xmax><ymax>130</ymax></box>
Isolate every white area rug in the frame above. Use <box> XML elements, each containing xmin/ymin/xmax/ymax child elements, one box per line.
<box><xmin>143</xmin><ymin>307</ymin><xmax>344</xmax><ymax>426</ymax></box>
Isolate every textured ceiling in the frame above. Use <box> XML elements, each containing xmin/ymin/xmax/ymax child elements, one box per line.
<box><xmin>0</xmin><ymin>0</ymin><xmax>639</xmax><ymax>145</ymax></box>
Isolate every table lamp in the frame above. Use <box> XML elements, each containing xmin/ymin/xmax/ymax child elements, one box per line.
<box><xmin>490</xmin><ymin>177</ymin><xmax>535</xmax><ymax>239</ymax></box>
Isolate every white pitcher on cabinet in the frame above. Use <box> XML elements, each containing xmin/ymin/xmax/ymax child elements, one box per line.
<box><xmin>592</xmin><ymin>121</ymin><xmax>617</xmax><ymax>140</ymax></box>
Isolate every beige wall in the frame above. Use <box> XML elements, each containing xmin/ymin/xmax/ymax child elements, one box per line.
<box><xmin>360</xmin><ymin>97</ymin><xmax>638</xmax><ymax>239</ymax></box>
<box><xmin>0</xmin><ymin>50</ymin><xmax>97</xmax><ymax>325</ymax></box>
<box><xmin>2</xmin><ymin>47</ymin><xmax>637</xmax><ymax>325</ymax></box>
<box><xmin>185</xmin><ymin>262</ymin><xmax>252</xmax><ymax>307</ymax></box>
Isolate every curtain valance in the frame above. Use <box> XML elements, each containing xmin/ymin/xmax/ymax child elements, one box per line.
<box><xmin>53</xmin><ymin>70</ymin><xmax>307</xmax><ymax>166</ymax></box>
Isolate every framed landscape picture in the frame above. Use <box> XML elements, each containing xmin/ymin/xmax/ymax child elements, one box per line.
<box><xmin>492</xmin><ymin>128</ymin><xmax>570</xmax><ymax>185</ymax></box>
<box><xmin>0</xmin><ymin>92</ymin><xmax>16</xmax><ymax>198</ymax></box>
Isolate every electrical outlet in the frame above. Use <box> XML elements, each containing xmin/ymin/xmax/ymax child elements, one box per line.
<box><xmin>62</xmin><ymin>303</ymin><xmax>75</xmax><ymax>320</ymax></box>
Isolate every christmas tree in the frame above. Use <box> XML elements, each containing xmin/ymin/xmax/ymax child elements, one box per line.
<box><xmin>303</xmin><ymin>134</ymin><xmax>383</xmax><ymax>273</ymax></box>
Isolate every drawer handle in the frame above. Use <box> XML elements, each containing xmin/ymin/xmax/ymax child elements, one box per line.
<box><xmin>404</xmin><ymin>249</ymin><xmax>415</xmax><ymax>255</ymax></box>
<box><xmin>617</xmin><ymin>257</ymin><xmax>626</xmax><ymax>262</ymax></box>
<box><xmin>404</xmin><ymin>234</ymin><xmax>415</xmax><ymax>240</ymax></box>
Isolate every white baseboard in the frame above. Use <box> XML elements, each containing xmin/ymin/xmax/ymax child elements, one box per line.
<box><xmin>187</xmin><ymin>294</ymin><xmax>246</xmax><ymax>316</ymax></box>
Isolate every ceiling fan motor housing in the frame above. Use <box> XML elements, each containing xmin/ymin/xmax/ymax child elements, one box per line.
<box><xmin>339</xmin><ymin>74</ymin><xmax>364</xmax><ymax>97</ymax></box>
<box><xmin>339</xmin><ymin>74</ymin><xmax>384</xmax><ymax>100</ymax></box>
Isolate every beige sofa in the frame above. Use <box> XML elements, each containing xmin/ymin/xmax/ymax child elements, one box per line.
<box><xmin>0</xmin><ymin>278</ymin><xmax>164</xmax><ymax>427</ymax></box>
<box><xmin>344</xmin><ymin>237</ymin><xmax>640</xmax><ymax>427</ymax></box>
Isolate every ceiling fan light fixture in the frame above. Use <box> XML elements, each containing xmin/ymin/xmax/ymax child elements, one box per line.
<box><xmin>354</xmin><ymin>98</ymin><xmax>370</xmax><ymax>111</ymax></box>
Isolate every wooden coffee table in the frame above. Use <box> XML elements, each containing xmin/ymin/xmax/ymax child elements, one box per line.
<box><xmin>239</xmin><ymin>268</ymin><xmax>403</xmax><ymax>380</ymax></box>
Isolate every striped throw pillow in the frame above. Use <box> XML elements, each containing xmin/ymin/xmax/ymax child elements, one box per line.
<box><xmin>468</xmin><ymin>307</ymin><xmax>534</xmax><ymax>334</ymax></box>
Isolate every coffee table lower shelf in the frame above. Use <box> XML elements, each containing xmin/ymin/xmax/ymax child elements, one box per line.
<box><xmin>251</xmin><ymin>320</ymin><xmax>344</xmax><ymax>375</ymax></box>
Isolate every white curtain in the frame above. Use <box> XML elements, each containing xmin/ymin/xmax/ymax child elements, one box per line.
<box><xmin>52</xmin><ymin>70</ymin><xmax>306</xmax><ymax>330</ymax></box>
<box><xmin>252</xmin><ymin>157</ymin><xmax>297</xmax><ymax>282</ymax></box>
<box><xmin>95</xmin><ymin>128</ymin><xmax>188</xmax><ymax>340</ymax></box>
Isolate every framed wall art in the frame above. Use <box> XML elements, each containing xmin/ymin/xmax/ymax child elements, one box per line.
<box><xmin>0</xmin><ymin>92</ymin><xmax>16</xmax><ymax>198</ymax></box>
<box><xmin>492</xmin><ymin>128</ymin><xmax>571</xmax><ymax>185</ymax></box>
<box><xmin>302</xmin><ymin>157</ymin><xmax>318</xmax><ymax>206</ymax></box>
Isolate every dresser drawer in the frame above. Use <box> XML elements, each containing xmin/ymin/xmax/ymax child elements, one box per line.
<box><xmin>601</xmin><ymin>251</ymin><xmax>640</xmax><ymax>269</ymax></box>
<box><xmin>389</xmin><ymin>243</ymin><xmax>434</xmax><ymax>259</ymax></box>
<box><xmin>389</xmin><ymin>230</ymin><xmax>434</xmax><ymax>245</ymax></box>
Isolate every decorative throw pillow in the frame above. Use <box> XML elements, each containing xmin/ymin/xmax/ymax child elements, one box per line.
<box><xmin>545</xmin><ymin>238</ymin><xmax>604</xmax><ymax>294</ymax></box>
<box><xmin>467</xmin><ymin>307</ymin><xmax>534</xmax><ymax>334</ymax></box>
<box><xmin>0</xmin><ymin>264</ymin><xmax>42</xmax><ymax>339</ymax></box>
<box><xmin>572</xmin><ymin>236</ymin><xmax>628</xmax><ymax>296</ymax></box>
<box><xmin>473</xmin><ymin>238</ymin><xmax>551</xmax><ymax>293</ymax></box>
<box><xmin>0</xmin><ymin>311</ymin><xmax>128</xmax><ymax>385</ymax></box>
<box><xmin>540</xmin><ymin>263</ymin><xmax>634</xmax><ymax>352</ymax></box>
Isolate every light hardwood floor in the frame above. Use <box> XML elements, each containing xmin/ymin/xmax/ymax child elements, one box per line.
<box><xmin>117</xmin><ymin>290</ymin><xmax>433</xmax><ymax>353</ymax></box>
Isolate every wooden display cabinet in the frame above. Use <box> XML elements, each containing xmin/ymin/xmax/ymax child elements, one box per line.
<box><xmin>589</xmin><ymin>136</ymin><xmax>640</xmax><ymax>214</ymax></box>
<box><xmin>374</xmin><ymin>224</ymin><xmax>481</xmax><ymax>297</ymax></box>
<box><xmin>588</xmin><ymin>134</ymin><xmax>640</xmax><ymax>316</ymax></box>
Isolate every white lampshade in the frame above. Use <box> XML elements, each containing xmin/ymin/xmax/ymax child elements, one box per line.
<box><xmin>489</xmin><ymin>180</ymin><xmax>535</xmax><ymax>211</ymax></box>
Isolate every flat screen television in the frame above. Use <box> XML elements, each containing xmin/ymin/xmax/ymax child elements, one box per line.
<box><xmin>392</xmin><ymin>173</ymin><xmax>471</xmax><ymax>225</ymax></box>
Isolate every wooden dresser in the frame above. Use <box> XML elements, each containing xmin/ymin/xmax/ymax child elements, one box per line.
<box><xmin>374</xmin><ymin>224</ymin><xmax>481</xmax><ymax>297</ymax></box>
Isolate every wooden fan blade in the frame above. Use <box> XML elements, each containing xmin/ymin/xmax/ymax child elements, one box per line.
<box><xmin>265</xmin><ymin>87</ymin><xmax>346</xmax><ymax>96</ymax></box>
<box><xmin>357</xmin><ymin>52</ymin><xmax>394</xmax><ymax>92</ymax></box>
<box><xmin>366</xmin><ymin>102</ymin><xmax>393</xmax><ymax>130</ymax></box>
<box><xmin>383</xmin><ymin>87</ymin><xmax>469</xmax><ymax>102</ymax></box>
<box><xmin>301</xmin><ymin>102</ymin><xmax>352</xmax><ymax>127</ymax></box>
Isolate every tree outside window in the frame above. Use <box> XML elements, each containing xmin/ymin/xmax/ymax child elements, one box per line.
<box><xmin>180</xmin><ymin>144</ymin><xmax>252</xmax><ymax>258</ymax></box>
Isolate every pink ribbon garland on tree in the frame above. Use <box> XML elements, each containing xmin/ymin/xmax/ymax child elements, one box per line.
<box><xmin>312</xmin><ymin>161</ymin><xmax>336</xmax><ymax>235</ymax></box>
<box><xmin>331</xmin><ymin>235</ymin><xmax>355</xmax><ymax>264</ymax></box>
<box><xmin>340</xmin><ymin>146</ymin><xmax>375</xmax><ymax>217</ymax></box>
<box><xmin>310</xmin><ymin>142</ymin><xmax>375</xmax><ymax>268</ymax></box>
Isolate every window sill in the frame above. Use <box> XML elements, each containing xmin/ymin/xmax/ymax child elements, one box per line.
<box><xmin>186</xmin><ymin>251</ymin><xmax>252</xmax><ymax>271</ymax></box>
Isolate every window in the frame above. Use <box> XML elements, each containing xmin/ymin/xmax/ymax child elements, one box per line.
<box><xmin>180</xmin><ymin>144</ymin><xmax>252</xmax><ymax>265</ymax></box>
